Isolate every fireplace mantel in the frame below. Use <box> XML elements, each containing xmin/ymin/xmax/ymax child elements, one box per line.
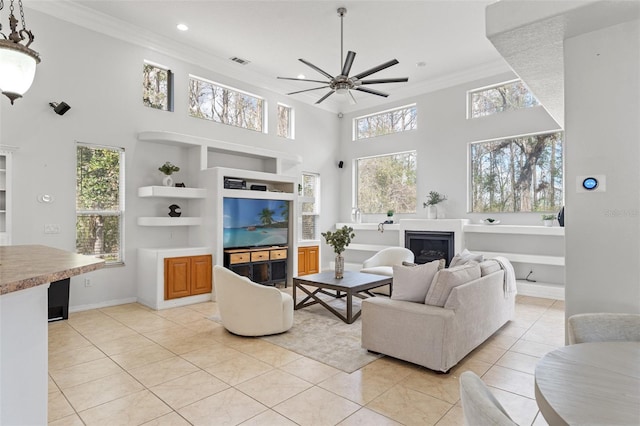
<box><xmin>399</xmin><ymin>219</ymin><xmax>470</xmax><ymax>254</ymax></box>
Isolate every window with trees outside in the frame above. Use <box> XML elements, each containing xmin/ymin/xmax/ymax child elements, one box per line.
<box><xmin>76</xmin><ymin>144</ymin><xmax>124</xmax><ymax>264</ymax></box>
<box><xmin>356</xmin><ymin>151</ymin><xmax>417</xmax><ymax>214</ymax></box>
<box><xmin>354</xmin><ymin>104</ymin><xmax>417</xmax><ymax>140</ymax></box>
<box><xmin>470</xmin><ymin>131</ymin><xmax>563</xmax><ymax>213</ymax></box>
<box><xmin>188</xmin><ymin>75</ymin><xmax>265</xmax><ymax>132</ymax></box>
<box><xmin>277</xmin><ymin>103</ymin><xmax>294</xmax><ymax>139</ymax></box>
<box><xmin>468</xmin><ymin>79</ymin><xmax>539</xmax><ymax>119</ymax></box>
<box><xmin>300</xmin><ymin>172</ymin><xmax>320</xmax><ymax>241</ymax></box>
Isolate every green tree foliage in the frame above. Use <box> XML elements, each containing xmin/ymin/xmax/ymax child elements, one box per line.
<box><xmin>259</xmin><ymin>208</ymin><xmax>275</xmax><ymax>226</ymax></box>
<box><xmin>356</xmin><ymin>106</ymin><xmax>417</xmax><ymax>140</ymax></box>
<box><xmin>357</xmin><ymin>151</ymin><xmax>417</xmax><ymax>214</ymax></box>
<box><xmin>142</xmin><ymin>63</ymin><xmax>169</xmax><ymax>110</ymax></box>
<box><xmin>470</xmin><ymin>132</ymin><xmax>563</xmax><ymax>213</ymax></box>
<box><xmin>470</xmin><ymin>80</ymin><xmax>539</xmax><ymax>118</ymax></box>
<box><xmin>76</xmin><ymin>146</ymin><xmax>122</xmax><ymax>262</ymax></box>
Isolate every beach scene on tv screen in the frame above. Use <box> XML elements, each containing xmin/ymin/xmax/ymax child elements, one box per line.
<box><xmin>223</xmin><ymin>198</ymin><xmax>289</xmax><ymax>248</ymax></box>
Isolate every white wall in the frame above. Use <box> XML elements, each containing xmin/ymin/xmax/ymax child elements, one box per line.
<box><xmin>564</xmin><ymin>19</ymin><xmax>640</xmax><ymax>316</ymax></box>
<box><xmin>0</xmin><ymin>10</ymin><xmax>337</xmax><ymax>310</ymax></box>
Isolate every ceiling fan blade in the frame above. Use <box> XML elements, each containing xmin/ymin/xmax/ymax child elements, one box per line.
<box><xmin>341</xmin><ymin>51</ymin><xmax>356</xmax><ymax>77</ymax></box>
<box><xmin>352</xmin><ymin>59</ymin><xmax>400</xmax><ymax>80</ymax></box>
<box><xmin>287</xmin><ymin>86</ymin><xmax>330</xmax><ymax>95</ymax></box>
<box><xmin>278</xmin><ymin>77</ymin><xmax>330</xmax><ymax>84</ymax></box>
<box><xmin>360</xmin><ymin>77</ymin><xmax>409</xmax><ymax>85</ymax></box>
<box><xmin>315</xmin><ymin>90</ymin><xmax>335</xmax><ymax>104</ymax></box>
<box><xmin>299</xmin><ymin>58</ymin><xmax>335</xmax><ymax>80</ymax></box>
<box><xmin>355</xmin><ymin>86</ymin><xmax>389</xmax><ymax>97</ymax></box>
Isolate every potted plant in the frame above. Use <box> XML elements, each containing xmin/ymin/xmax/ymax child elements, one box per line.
<box><xmin>386</xmin><ymin>209</ymin><xmax>394</xmax><ymax>223</ymax></box>
<box><xmin>542</xmin><ymin>214</ymin><xmax>555</xmax><ymax>227</ymax></box>
<box><xmin>423</xmin><ymin>191</ymin><xmax>447</xmax><ymax>219</ymax></box>
<box><xmin>321</xmin><ymin>225</ymin><xmax>355</xmax><ymax>279</ymax></box>
<box><xmin>158</xmin><ymin>162</ymin><xmax>180</xmax><ymax>186</ymax></box>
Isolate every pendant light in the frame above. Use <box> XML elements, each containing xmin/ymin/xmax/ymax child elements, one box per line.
<box><xmin>0</xmin><ymin>0</ymin><xmax>41</xmax><ymax>104</ymax></box>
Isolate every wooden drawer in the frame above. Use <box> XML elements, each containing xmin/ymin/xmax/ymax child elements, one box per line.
<box><xmin>251</xmin><ymin>251</ymin><xmax>270</xmax><ymax>261</ymax></box>
<box><xmin>270</xmin><ymin>249</ymin><xmax>287</xmax><ymax>260</ymax></box>
<box><xmin>229</xmin><ymin>253</ymin><xmax>250</xmax><ymax>264</ymax></box>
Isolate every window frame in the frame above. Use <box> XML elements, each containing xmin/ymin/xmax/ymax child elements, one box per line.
<box><xmin>352</xmin><ymin>103</ymin><xmax>417</xmax><ymax>141</ymax></box>
<box><xmin>76</xmin><ymin>142</ymin><xmax>125</xmax><ymax>265</ymax></box>
<box><xmin>354</xmin><ymin>150</ymin><xmax>418</xmax><ymax>214</ymax></box>
<box><xmin>188</xmin><ymin>74</ymin><xmax>267</xmax><ymax>133</ymax></box>
<box><xmin>299</xmin><ymin>172</ymin><xmax>320</xmax><ymax>242</ymax></box>
<box><xmin>467</xmin><ymin>130</ymin><xmax>564</xmax><ymax>213</ymax></box>
<box><xmin>142</xmin><ymin>60</ymin><xmax>174</xmax><ymax>111</ymax></box>
<box><xmin>277</xmin><ymin>102</ymin><xmax>295</xmax><ymax>139</ymax></box>
<box><xmin>467</xmin><ymin>78</ymin><xmax>540</xmax><ymax>119</ymax></box>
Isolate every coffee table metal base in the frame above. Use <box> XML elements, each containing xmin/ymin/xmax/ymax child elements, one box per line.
<box><xmin>293</xmin><ymin>271</ymin><xmax>392</xmax><ymax>324</ymax></box>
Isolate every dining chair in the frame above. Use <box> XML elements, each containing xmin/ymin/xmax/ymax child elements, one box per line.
<box><xmin>459</xmin><ymin>371</ymin><xmax>518</xmax><ymax>426</ymax></box>
<box><xmin>567</xmin><ymin>313</ymin><xmax>640</xmax><ymax>344</ymax></box>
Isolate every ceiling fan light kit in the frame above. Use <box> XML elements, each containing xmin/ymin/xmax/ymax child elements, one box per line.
<box><xmin>278</xmin><ymin>7</ymin><xmax>408</xmax><ymax>104</ymax></box>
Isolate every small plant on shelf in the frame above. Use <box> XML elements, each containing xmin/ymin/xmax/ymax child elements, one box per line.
<box><xmin>158</xmin><ymin>161</ymin><xmax>180</xmax><ymax>175</ymax></box>
<box><xmin>423</xmin><ymin>191</ymin><xmax>447</xmax><ymax>207</ymax></box>
<box><xmin>541</xmin><ymin>214</ymin><xmax>556</xmax><ymax>220</ymax></box>
<box><xmin>387</xmin><ymin>209</ymin><xmax>394</xmax><ymax>217</ymax></box>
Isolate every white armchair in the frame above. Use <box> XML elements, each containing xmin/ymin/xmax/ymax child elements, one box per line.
<box><xmin>568</xmin><ymin>313</ymin><xmax>640</xmax><ymax>344</ymax></box>
<box><xmin>360</xmin><ymin>247</ymin><xmax>414</xmax><ymax>295</ymax></box>
<box><xmin>213</xmin><ymin>265</ymin><xmax>293</xmax><ymax>336</ymax></box>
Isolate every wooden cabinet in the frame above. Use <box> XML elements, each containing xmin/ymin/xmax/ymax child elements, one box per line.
<box><xmin>224</xmin><ymin>247</ymin><xmax>287</xmax><ymax>286</ymax></box>
<box><xmin>298</xmin><ymin>245</ymin><xmax>319</xmax><ymax>276</ymax></box>
<box><xmin>165</xmin><ymin>255</ymin><xmax>212</xmax><ymax>300</ymax></box>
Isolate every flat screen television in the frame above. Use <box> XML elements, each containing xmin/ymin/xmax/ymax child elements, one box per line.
<box><xmin>223</xmin><ymin>197</ymin><xmax>289</xmax><ymax>249</ymax></box>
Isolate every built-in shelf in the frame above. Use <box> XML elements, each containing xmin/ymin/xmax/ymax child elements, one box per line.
<box><xmin>345</xmin><ymin>243</ymin><xmax>393</xmax><ymax>253</ymax></box>
<box><xmin>464</xmin><ymin>224</ymin><xmax>564</xmax><ymax>236</ymax></box>
<box><xmin>137</xmin><ymin>217</ymin><xmax>202</xmax><ymax>227</ymax></box>
<box><xmin>516</xmin><ymin>279</ymin><xmax>565</xmax><ymax>300</ymax></box>
<box><xmin>222</xmin><ymin>188</ymin><xmax>295</xmax><ymax>200</ymax></box>
<box><xmin>336</xmin><ymin>223</ymin><xmax>400</xmax><ymax>231</ymax></box>
<box><xmin>138</xmin><ymin>186</ymin><xmax>206</xmax><ymax>198</ymax></box>
<box><xmin>476</xmin><ymin>251</ymin><xmax>564</xmax><ymax>266</ymax></box>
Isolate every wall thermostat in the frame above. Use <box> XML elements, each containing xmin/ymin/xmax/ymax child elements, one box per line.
<box><xmin>577</xmin><ymin>174</ymin><xmax>606</xmax><ymax>193</ymax></box>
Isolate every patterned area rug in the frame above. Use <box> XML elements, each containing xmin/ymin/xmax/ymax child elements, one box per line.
<box><xmin>212</xmin><ymin>293</ymin><xmax>382</xmax><ymax>373</ymax></box>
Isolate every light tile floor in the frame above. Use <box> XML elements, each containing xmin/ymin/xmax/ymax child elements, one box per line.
<box><xmin>48</xmin><ymin>295</ymin><xmax>564</xmax><ymax>425</ymax></box>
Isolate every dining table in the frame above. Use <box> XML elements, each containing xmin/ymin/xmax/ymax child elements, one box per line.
<box><xmin>534</xmin><ymin>341</ymin><xmax>640</xmax><ymax>426</ymax></box>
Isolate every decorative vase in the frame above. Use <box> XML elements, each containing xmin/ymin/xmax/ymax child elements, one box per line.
<box><xmin>335</xmin><ymin>254</ymin><xmax>344</xmax><ymax>279</ymax></box>
<box><xmin>162</xmin><ymin>175</ymin><xmax>173</xmax><ymax>187</ymax></box>
<box><xmin>436</xmin><ymin>204</ymin><xmax>445</xmax><ymax>219</ymax></box>
<box><xmin>427</xmin><ymin>205</ymin><xmax>437</xmax><ymax>219</ymax></box>
<box><xmin>544</xmin><ymin>219</ymin><xmax>554</xmax><ymax>227</ymax></box>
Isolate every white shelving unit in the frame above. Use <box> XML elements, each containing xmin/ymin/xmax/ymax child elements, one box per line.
<box><xmin>137</xmin><ymin>186</ymin><xmax>206</xmax><ymax>227</ymax></box>
<box><xmin>0</xmin><ymin>148</ymin><xmax>14</xmax><ymax>246</ymax></box>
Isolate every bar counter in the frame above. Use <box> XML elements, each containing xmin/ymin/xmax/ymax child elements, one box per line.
<box><xmin>0</xmin><ymin>245</ymin><xmax>104</xmax><ymax>425</ymax></box>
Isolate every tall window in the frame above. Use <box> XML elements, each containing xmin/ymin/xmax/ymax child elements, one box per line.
<box><xmin>354</xmin><ymin>104</ymin><xmax>417</xmax><ymax>140</ymax></box>
<box><xmin>356</xmin><ymin>151</ymin><xmax>417</xmax><ymax>214</ymax></box>
<box><xmin>300</xmin><ymin>172</ymin><xmax>320</xmax><ymax>241</ymax></box>
<box><xmin>142</xmin><ymin>61</ymin><xmax>173</xmax><ymax>111</ymax></box>
<box><xmin>188</xmin><ymin>75</ymin><xmax>265</xmax><ymax>132</ymax></box>
<box><xmin>76</xmin><ymin>144</ymin><xmax>124</xmax><ymax>264</ymax></box>
<box><xmin>277</xmin><ymin>103</ymin><xmax>294</xmax><ymax>139</ymax></box>
<box><xmin>470</xmin><ymin>131</ymin><xmax>563</xmax><ymax>213</ymax></box>
<box><xmin>468</xmin><ymin>79</ymin><xmax>539</xmax><ymax>118</ymax></box>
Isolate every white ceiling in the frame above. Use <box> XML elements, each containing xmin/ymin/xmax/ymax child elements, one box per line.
<box><xmin>27</xmin><ymin>0</ymin><xmax>511</xmax><ymax>113</ymax></box>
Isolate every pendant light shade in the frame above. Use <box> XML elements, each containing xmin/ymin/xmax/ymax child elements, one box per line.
<box><xmin>0</xmin><ymin>0</ymin><xmax>41</xmax><ymax>104</ymax></box>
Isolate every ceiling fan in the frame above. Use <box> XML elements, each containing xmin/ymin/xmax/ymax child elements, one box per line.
<box><xmin>278</xmin><ymin>7</ymin><xmax>408</xmax><ymax>104</ymax></box>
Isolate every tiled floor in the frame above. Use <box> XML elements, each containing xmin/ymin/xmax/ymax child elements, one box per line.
<box><xmin>48</xmin><ymin>295</ymin><xmax>564</xmax><ymax>425</ymax></box>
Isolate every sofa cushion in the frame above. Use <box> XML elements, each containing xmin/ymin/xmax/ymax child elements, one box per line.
<box><xmin>449</xmin><ymin>249</ymin><xmax>484</xmax><ymax>267</ymax></box>
<box><xmin>425</xmin><ymin>263</ymin><xmax>482</xmax><ymax>307</ymax></box>
<box><xmin>391</xmin><ymin>260</ymin><xmax>442</xmax><ymax>303</ymax></box>
<box><xmin>479</xmin><ymin>260</ymin><xmax>501</xmax><ymax>276</ymax></box>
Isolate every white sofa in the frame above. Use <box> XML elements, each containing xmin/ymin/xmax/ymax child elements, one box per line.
<box><xmin>213</xmin><ymin>265</ymin><xmax>293</xmax><ymax>336</ymax></box>
<box><xmin>361</xmin><ymin>261</ymin><xmax>515</xmax><ymax>372</ymax></box>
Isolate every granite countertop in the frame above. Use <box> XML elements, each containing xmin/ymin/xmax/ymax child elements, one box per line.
<box><xmin>0</xmin><ymin>245</ymin><xmax>105</xmax><ymax>295</ymax></box>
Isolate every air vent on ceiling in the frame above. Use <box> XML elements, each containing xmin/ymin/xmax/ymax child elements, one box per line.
<box><xmin>230</xmin><ymin>57</ymin><xmax>250</xmax><ymax>65</ymax></box>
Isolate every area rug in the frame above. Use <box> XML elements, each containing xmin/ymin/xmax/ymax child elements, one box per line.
<box><xmin>211</xmin><ymin>294</ymin><xmax>382</xmax><ymax>373</ymax></box>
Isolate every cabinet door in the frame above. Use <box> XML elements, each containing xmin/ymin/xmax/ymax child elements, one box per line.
<box><xmin>298</xmin><ymin>247</ymin><xmax>308</xmax><ymax>275</ymax></box>
<box><xmin>190</xmin><ymin>255</ymin><xmax>212</xmax><ymax>295</ymax></box>
<box><xmin>165</xmin><ymin>257</ymin><xmax>191</xmax><ymax>300</ymax></box>
<box><xmin>307</xmin><ymin>246</ymin><xmax>319</xmax><ymax>274</ymax></box>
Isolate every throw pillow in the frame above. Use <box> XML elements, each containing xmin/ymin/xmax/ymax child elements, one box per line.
<box><xmin>391</xmin><ymin>260</ymin><xmax>442</xmax><ymax>303</ymax></box>
<box><xmin>424</xmin><ymin>263</ymin><xmax>482</xmax><ymax>307</ymax></box>
<box><xmin>449</xmin><ymin>249</ymin><xmax>484</xmax><ymax>267</ymax></box>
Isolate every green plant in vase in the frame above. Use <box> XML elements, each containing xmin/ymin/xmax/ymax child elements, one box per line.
<box><xmin>423</xmin><ymin>191</ymin><xmax>447</xmax><ymax>219</ymax></box>
<box><xmin>542</xmin><ymin>214</ymin><xmax>555</xmax><ymax>227</ymax></box>
<box><xmin>158</xmin><ymin>162</ymin><xmax>180</xmax><ymax>186</ymax></box>
<box><xmin>321</xmin><ymin>225</ymin><xmax>355</xmax><ymax>279</ymax></box>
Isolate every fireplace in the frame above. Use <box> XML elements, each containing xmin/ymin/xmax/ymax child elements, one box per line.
<box><xmin>405</xmin><ymin>231</ymin><xmax>455</xmax><ymax>266</ymax></box>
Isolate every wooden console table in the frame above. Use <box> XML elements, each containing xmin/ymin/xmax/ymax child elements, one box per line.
<box><xmin>224</xmin><ymin>246</ymin><xmax>287</xmax><ymax>286</ymax></box>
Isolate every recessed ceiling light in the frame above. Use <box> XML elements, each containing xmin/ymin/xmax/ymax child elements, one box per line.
<box><xmin>176</xmin><ymin>23</ymin><xmax>189</xmax><ymax>32</ymax></box>
<box><xmin>416</xmin><ymin>61</ymin><xmax>427</xmax><ymax>67</ymax></box>
<box><xmin>297</xmin><ymin>74</ymin><xmax>306</xmax><ymax>79</ymax></box>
